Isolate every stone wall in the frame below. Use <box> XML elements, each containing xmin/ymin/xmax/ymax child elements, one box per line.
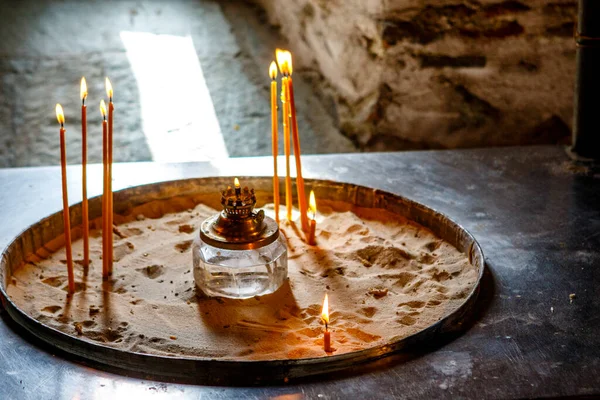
<box><xmin>253</xmin><ymin>0</ymin><xmax>577</xmax><ymax>150</ymax></box>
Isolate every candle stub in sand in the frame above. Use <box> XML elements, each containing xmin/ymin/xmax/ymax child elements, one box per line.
<box><xmin>322</xmin><ymin>293</ymin><xmax>332</xmax><ymax>352</ymax></box>
<box><xmin>193</xmin><ymin>178</ymin><xmax>288</xmax><ymax>299</ymax></box>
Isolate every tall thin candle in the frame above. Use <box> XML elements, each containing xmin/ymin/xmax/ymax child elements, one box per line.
<box><xmin>276</xmin><ymin>50</ymin><xmax>293</xmax><ymax>221</ymax></box>
<box><xmin>100</xmin><ymin>100</ymin><xmax>109</xmax><ymax>279</ymax></box>
<box><xmin>80</xmin><ymin>77</ymin><xmax>90</xmax><ymax>267</ymax></box>
<box><xmin>285</xmin><ymin>51</ymin><xmax>309</xmax><ymax>233</ymax></box>
<box><xmin>106</xmin><ymin>78</ymin><xmax>114</xmax><ymax>275</ymax></box>
<box><xmin>269</xmin><ymin>61</ymin><xmax>280</xmax><ymax>223</ymax></box>
<box><xmin>56</xmin><ymin>104</ymin><xmax>75</xmax><ymax>293</ymax></box>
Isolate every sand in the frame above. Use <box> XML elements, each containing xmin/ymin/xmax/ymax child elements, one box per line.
<box><xmin>6</xmin><ymin>196</ymin><xmax>478</xmax><ymax>361</ymax></box>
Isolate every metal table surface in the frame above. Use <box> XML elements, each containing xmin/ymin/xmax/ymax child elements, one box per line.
<box><xmin>0</xmin><ymin>145</ymin><xmax>598</xmax><ymax>399</ymax></box>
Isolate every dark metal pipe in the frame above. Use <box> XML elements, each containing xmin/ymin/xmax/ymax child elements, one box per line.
<box><xmin>572</xmin><ymin>0</ymin><xmax>600</xmax><ymax>159</ymax></box>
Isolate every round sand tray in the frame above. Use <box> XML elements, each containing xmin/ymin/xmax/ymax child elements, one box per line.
<box><xmin>0</xmin><ymin>177</ymin><xmax>484</xmax><ymax>384</ymax></box>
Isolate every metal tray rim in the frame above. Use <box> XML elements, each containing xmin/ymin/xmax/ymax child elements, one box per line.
<box><xmin>0</xmin><ymin>176</ymin><xmax>485</xmax><ymax>383</ymax></box>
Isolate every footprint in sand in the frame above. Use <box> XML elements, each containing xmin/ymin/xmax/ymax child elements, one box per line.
<box><xmin>113</xmin><ymin>241</ymin><xmax>136</xmax><ymax>262</ymax></box>
<box><xmin>175</xmin><ymin>240</ymin><xmax>193</xmax><ymax>253</ymax></box>
<box><xmin>178</xmin><ymin>224</ymin><xmax>195</xmax><ymax>234</ymax></box>
<box><xmin>423</xmin><ymin>240</ymin><xmax>442</xmax><ymax>252</ymax></box>
<box><xmin>358</xmin><ymin>306</ymin><xmax>378</xmax><ymax>318</ymax></box>
<box><xmin>345</xmin><ymin>327</ymin><xmax>381</xmax><ymax>342</ymax></box>
<box><xmin>432</xmin><ymin>269</ymin><xmax>451</xmax><ymax>281</ymax></box>
<box><xmin>426</xmin><ymin>295</ymin><xmax>447</xmax><ymax>307</ymax></box>
<box><xmin>419</xmin><ymin>253</ymin><xmax>437</xmax><ymax>264</ymax></box>
<box><xmin>397</xmin><ymin>300</ymin><xmax>426</xmax><ymax>309</ymax></box>
<box><xmin>392</xmin><ymin>271</ymin><xmax>418</xmax><ymax>287</ymax></box>
<box><xmin>397</xmin><ymin>315</ymin><xmax>417</xmax><ymax>326</ymax></box>
<box><xmin>62</xmin><ymin>282</ymin><xmax>86</xmax><ymax>293</ymax></box>
<box><xmin>120</xmin><ymin>227</ymin><xmax>144</xmax><ymax>237</ymax></box>
<box><xmin>82</xmin><ymin>320</ymin><xmax>96</xmax><ymax>328</ymax></box>
<box><xmin>41</xmin><ymin>305</ymin><xmax>62</xmax><ymax>314</ymax></box>
<box><xmin>355</xmin><ymin>246</ymin><xmax>416</xmax><ymax>268</ymax></box>
<box><xmin>84</xmin><ymin>328</ymin><xmax>124</xmax><ymax>343</ymax></box>
<box><xmin>346</xmin><ymin>223</ymin><xmax>370</xmax><ymax>235</ymax></box>
<box><xmin>42</xmin><ymin>276</ymin><xmax>65</xmax><ymax>287</ymax></box>
<box><xmin>137</xmin><ymin>265</ymin><xmax>165</xmax><ymax>279</ymax></box>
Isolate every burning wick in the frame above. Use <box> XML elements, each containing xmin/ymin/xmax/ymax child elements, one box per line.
<box><xmin>321</xmin><ymin>293</ymin><xmax>331</xmax><ymax>352</ymax></box>
<box><xmin>307</xmin><ymin>190</ymin><xmax>317</xmax><ymax>245</ymax></box>
<box><xmin>234</xmin><ymin>177</ymin><xmax>241</xmax><ymax>197</ymax></box>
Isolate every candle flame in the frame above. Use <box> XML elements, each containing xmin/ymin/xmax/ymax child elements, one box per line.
<box><xmin>321</xmin><ymin>294</ymin><xmax>329</xmax><ymax>325</ymax></box>
<box><xmin>55</xmin><ymin>104</ymin><xmax>65</xmax><ymax>125</ymax></box>
<box><xmin>234</xmin><ymin>177</ymin><xmax>240</xmax><ymax>188</ymax></box>
<box><xmin>80</xmin><ymin>77</ymin><xmax>88</xmax><ymax>101</ymax></box>
<box><xmin>105</xmin><ymin>77</ymin><xmax>113</xmax><ymax>99</ymax></box>
<box><xmin>275</xmin><ymin>48</ymin><xmax>289</xmax><ymax>75</ymax></box>
<box><xmin>309</xmin><ymin>190</ymin><xmax>317</xmax><ymax>220</ymax></box>
<box><xmin>269</xmin><ymin>61</ymin><xmax>278</xmax><ymax>80</ymax></box>
<box><xmin>99</xmin><ymin>99</ymin><xmax>107</xmax><ymax>118</ymax></box>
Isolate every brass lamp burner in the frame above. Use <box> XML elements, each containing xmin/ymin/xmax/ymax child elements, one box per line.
<box><xmin>200</xmin><ymin>181</ymin><xmax>279</xmax><ymax>250</ymax></box>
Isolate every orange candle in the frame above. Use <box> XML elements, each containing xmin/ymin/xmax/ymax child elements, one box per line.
<box><xmin>56</xmin><ymin>104</ymin><xmax>75</xmax><ymax>293</ymax></box>
<box><xmin>100</xmin><ymin>100</ymin><xmax>109</xmax><ymax>279</ymax></box>
<box><xmin>106</xmin><ymin>78</ymin><xmax>114</xmax><ymax>275</ymax></box>
<box><xmin>276</xmin><ymin>50</ymin><xmax>293</xmax><ymax>221</ymax></box>
<box><xmin>80</xmin><ymin>77</ymin><xmax>90</xmax><ymax>267</ymax></box>
<box><xmin>321</xmin><ymin>293</ymin><xmax>331</xmax><ymax>352</ymax></box>
<box><xmin>285</xmin><ymin>51</ymin><xmax>309</xmax><ymax>233</ymax></box>
<box><xmin>269</xmin><ymin>61</ymin><xmax>280</xmax><ymax>223</ymax></box>
<box><xmin>307</xmin><ymin>190</ymin><xmax>317</xmax><ymax>245</ymax></box>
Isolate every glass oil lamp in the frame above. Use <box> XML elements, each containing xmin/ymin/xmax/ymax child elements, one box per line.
<box><xmin>193</xmin><ymin>178</ymin><xmax>287</xmax><ymax>299</ymax></box>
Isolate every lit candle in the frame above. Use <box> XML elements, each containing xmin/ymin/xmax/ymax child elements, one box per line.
<box><xmin>56</xmin><ymin>104</ymin><xmax>75</xmax><ymax>293</ymax></box>
<box><xmin>80</xmin><ymin>77</ymin><xmax>90</xmax><ymax>268</ymax></box>
<box><xmin>100</xmin><ymin>100</ymin><xmax>109</xmax><ymax>279</ymax></box>
<box><xmin>276</xmin><ymin>49</ymin><xmax>293</xmax><ymax>222</ymax></box>
<box><xmin>269</xmin><ymin>61</ymin><xmax>280</xmax><ymax>223</ymax></box>
<box><xmin>234</xmin><ymin>177</ymin><xmax>241</xmax><ymax>197</ymax></box>
<box><xmin>284</xmin><ymin>51</ymin><xmax>309</xmax><ymax>233</ymax></box>
<box><xmin>105</xmin><ymin>78</ymin><xmax>114</xmax><ymax>275</ymax></box>
<box><xmin>321</xmin><ymin>293</ymin><xmax>331</xmax><ymax>352</ymax></box>
<box><xmin>307</xmin><ymin>190</ymin><xmax>317</xmax><ymax>245</ymax></box>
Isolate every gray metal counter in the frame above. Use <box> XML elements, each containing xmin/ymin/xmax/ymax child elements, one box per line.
<box><xmin>1</xmin><ymin>146</ymin><xmax>598</xmax><ymax>399</ymax></box>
